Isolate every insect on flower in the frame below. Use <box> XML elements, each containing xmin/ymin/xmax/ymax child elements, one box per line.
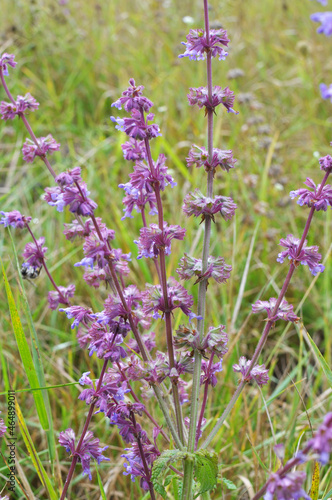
<box><xmin>21</xmin><ymin>262</ymin><xmax>42</xmax><ymax>280</ymax></box>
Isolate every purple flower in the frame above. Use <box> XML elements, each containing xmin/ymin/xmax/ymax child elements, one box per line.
<box><xmin>186</xmin><ymin>144</ymin><xmax>237</xmax><ymax>172</ymax></box>
<box><xmin>22</xmin><ymin>237</ymin><xmax>47</xmax><ymax>267</ymax></box>
<box><xmin>55</xmin><ymin>166</ymin><xmax>81</xmax><ymax>186</ymax></box>
<box><xmin>142</xmin><ymin>277</ymin><xmax>198</xmax><ymax>321</ymax></box>
<box><xmin>122</xmin><ymin>439</ymin><xmax>159</xmax><ymax>491</ymax></box>
<box><xmin>82</xmin><ymin>235</ymin><xmax>111</xmax><ymax>268</ymax></box>
<box><xmin>120</xmin><ymin>185</ymin><xmax>157</xmax><ymax>220</ymax></box>
<box><xmin>59</xmin><ymin>428</ymin><xmax>109</xmax><ymax>480</ymax></box>
<box><xmin>252</xmin><ymin>298</ymin><xmax>299</xmax><ymax>323</ymax></box>
<box><xmin>59</xmin><ymin>305</ymin><xmax>95</xmax><ymax>329</ymax></box>
<box><xmin>311</xmin><ymin>12</ymin><xmax>332</xmax><ymax>36</ymax></box>
<box><xmin>233</xmin><ymin>356</ymin><xmax>269</xmax><ymax>386</ymax></box>
<box><xmin>187</xmin><ymin>86</ymin><xmax>238</xmax><ymax>114</ymax></box>
<box><xmin>264</xmin><ymin>471</ymin><xmax>310</xmax><ymax>500</ymax></box>
<box><xmin>0</xmin><ymin>53</ymin><xmax>17</xmax><ymax>76</ymax></box>
<box><xmin>175</xmin><ymin>324</ymin><xmax>228</xmax><ymax>359</ymax></box>
<box><xmin>290</xmin><ymin>178</ymin><xmax>332</xmax><ymax>211</ymax></box>
<box><xmin>277</xmin><ymin>234</ymin><xmax>325</xmax><ymax>276</ymax></box>
<box><xmin>0</xmin><ymin>412</ymin><xmax>7</xmax><ymax>437</ymax></box>
<box><xmin>0</xmin><ymin>210</ymin><xmax>31</xmax><ymax>229</ymax></box>
<box><xmin>320</xmin><ymin>83</ymin><xmax>332</xmax><ymax>102</ymax></box>
<box><xmin>183</xmin><ymin>189</ymin><xmax>237</xmax><ymax>221</ymax></box>
<box><xmin>111</xmin><ymin>109</ymin><xmax>161</xmax><ymax>140</ymax></box>
<box><xmin>62</xmin><ymin>217</ymin><xmax>115</xmax><ymax>242</ymax></box>
<box><xmin>47</xmin><ymin>284</ymin><xmax>75</xmax><ymax>310</ymax></box>
<box><xmin>122</xmin><ymin>138</ymin><xmax>147</xmax><ymax>161</ymax></box>
<box><xmin>319</xmin><ymin>154</ymin><xmax>332</xmax><ymax>173</ymax></box>
<box><xmin>112</xmin><ymin>79</ymin><xmax>153</xmax><ymax>112</ymax></box>
<box><xmin>177</xmin><ymin>253</ymin><xmax>232</xmax><ymax>284</ymax></box>
<box><xmin>0</xmin><ymin>93</ymin><xmax>39</xmax><ymax>120</ymax></box>
<box><xmin>22</xmin><ymin>135</ymin><xmax>60</xmax><ymax>163</ymax></box>
<box><xmin>179</xmin><ymin>28</ymin><xmax>229</xmax><ymax>61</ymax></box>
<box><xmin>200</xmin><ymin>359</ymin><xmax>223</xmax><ymax>387</ymax></box>
<box><xmin>128</xmin><ymin>154</ymin><xmax>176</xmax><ymax>193</ymax></box>
<box><xmin>307</xmin><ymin>412</ymin><xmax>332</xmax><ymax>464</ymax></box>
<box><xmin>135</xmin><ymin>222</ymin><xmax>186</xmax><ymax>258</ymax></box>
<box><xmin>62</xmin><ymin>182</ymin><xmax>97</xmax><ymax>216</ymax></box>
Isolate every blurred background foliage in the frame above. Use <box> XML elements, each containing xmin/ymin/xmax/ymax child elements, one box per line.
<box><xmin>0</xmin><ymin>0</ymin><xmax>331</xmax><ymax>498</ymax></box>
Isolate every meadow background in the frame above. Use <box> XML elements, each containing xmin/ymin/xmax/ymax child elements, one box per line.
<box><xmin>0</xmin><ymin>0</ymin><xmax>331</xmax><ymax>498</ymax></box>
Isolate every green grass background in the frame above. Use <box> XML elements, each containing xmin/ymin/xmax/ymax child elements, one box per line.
<box><xmin>0</xmin><ymin>0</ymin><xmax>331</xmax><ymax>498</ymax></box>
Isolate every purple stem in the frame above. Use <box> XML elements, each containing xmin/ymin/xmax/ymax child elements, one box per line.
<box><xmin>115</xmin><ymin>361</ymin><xmax>170</xmax><ymax>443</ymax></box>
<box><xmin>130</xmin><ymin>412</ymin><xmax>156</xmax><ymax>500</ymax></box>
<box><xmin>143</xmin><ymin>135</ymin><xmax>185</xmax><ymax>444</ymax></box>
<box><xmin>60</xmin><ymin>358</ymin><xmax>108</xmax><ymax>500</ymax></box>
<box><xmin>195</xmin><ymin>353</ymin><xmax>214</xmax><ymax>450</ymax></box>
<box><xmin>24</xmin><ymin>223</ymin><xmax>70</xmax><ymax>305</ymax></box>
<box><xmin>201</xmin><ymin>170</ymin><xmax>331</xmax><ymax>449</ymax></box>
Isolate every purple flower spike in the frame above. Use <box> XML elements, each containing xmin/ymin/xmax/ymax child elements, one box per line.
<box><xmin>264</xmin><ymin>471</ymin><xmax>310</xmax><ymax>500</ymax></box>
<box><xmin>1</xmin><ymin>93</ymin><xmax>39</xmax><ymax>121</ymax></box>
<box><xmin>319</xmin><ymin>154</ymin><xmax>332</xmax><ymax>173</ymax></box>
<box><xmin>135</xmin><ymin>222</ymin><xmax>186</xmax><ymax>259</ymax></box>
<box><xmin>320</xmin><ymin>83</ymin><xmax>332</xmax><ymax>102</ymax></box>
<box><xmin>59</xmin><ymin>428</ymin><xmax>109</xmax><ymax>481</ymax></box>
<box><xmin>179</xmin><ymin>28</ymin><xmax>229</xmax><ymax>61</ymax></box>
<box><xmin>47</xmin><ymin>284</ymin><xmax>75</xmax><ymax>310</ymax></box>
<box><xmin>186</xmin><ymin>144</ymin><xmax>237</xmax><ymax>172</ymax></box>
<box><xmin>0</xmin><ymin>210</ymin><xmax>31</xmax><ymax>229</ymax></box>
<box><xmin>62</xmin><ymin>182</ymin><xmax>97</xmax><ymax>216</ymax></box>
<box><xmin>188</xmin><ymin>86</ymin><xmax>238</xmax><ymax>114</ymax></box>
<box><xmin>112</xmin><ymin>79</ymin><xmax>153</xmax><ymax>112</ymax></box>
<box><xmin>59</xmin><ymin>305</ymin><xmax>95</xmax><ymax>329</ymax></box>
<box><xmin>277</xmin><ymin>234</ymin><xmax>325</xmax><ymax>276</ymax></box>
<box><xmin>200</xmin><ymin>359</ymin><xmax>223</xmax><ymax>387</ymax></box>
<box><xmin>120</xmin><ymin>185</ymin><xmax>157</xmax><ymax>220</ymax></box>
<box><xmin>307</xmin><ymin>412</ymin><xmax>332</xmax><ymax>464</ymax></box>
<box><xmin>128</xmin><ymin>154</ymin><xmax>176</xmax><ymax>193</ymax></box>
<box><xmin>183</xmin><ymin>189</ymin><xmax>237</xmax><ymax>221</ymax></box>
<box><xmin>252</xmin><ymin>298</ymin><xmax>299</xmax><ymax>323</ymax></box>
<box><xmin>290</xmin><ymin>178</ymin><xmax>332</xmax><ymax>211</ymax></box>
<box><xmin>22</xmin><ymin>135</ymin><xmax>60</xmax><ymax>163</ymax></box>
<box><xmin>22</xmin><ymin>237</ymin><xmax>47</xmax><ymax>267</ymax></box>
<box><xmin>55</xmin><ymin>166</ymin><xmax>81</xmax><ymax>187</ymax></box>
<box><xmin>177</xmin><ymin>253</ymin><xmax>232</xmax><ymax>285</ymax></box>
<box><xmin>233</xmin><ymin>356</ymin><xmax>269</xmax><ymax>386</ymax></box>
<box><xmin>311</xmin><ymin>12</ymin><xmax>332</xmax><ymax>36</ymax></box>
<box><xmin>0</xmin><ymin>53</ymin><xmax>17</xmax><ymax>76</ymax></box>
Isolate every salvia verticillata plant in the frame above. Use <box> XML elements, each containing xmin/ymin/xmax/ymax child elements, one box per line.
<box><xmin>1</xmin><ymin>1</ymin><xmax>332</xmax><ymax>499</ymax></box>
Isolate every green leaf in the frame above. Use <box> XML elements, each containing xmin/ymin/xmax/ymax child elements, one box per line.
<box><xmin>95</xmin><ymin>466</ymin><xmax>107</xmax><ymax>500</ymax></box>
<box><xmin>221</xmin><ymin>478</ymin><xmax>237</xmax><ymax>490</ymax></box>
<box><xmin>151</xmin><ymin>450</ymin><xmax>187</xmax><ymax>499</ymax></box>
<box><xmin>1</xmin><ymin>260</ymin><xmax>48</xmax><ymax>430</ymax></box>
<box><xmin>193</xmin><ymin>450</ymin><xmax>218</xmax><ymax>498</ymax></box>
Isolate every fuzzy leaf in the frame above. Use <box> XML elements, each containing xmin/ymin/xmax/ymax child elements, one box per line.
<box><xmin>151</xmin><ymin>450</ymin><xmax>187</xmax><ymax>498</ymax></box>
<box><xmin>222</xmin><ymin>477</ymin><xmax>237</xmax><ymax>490</ymax></box>
<box><xmin>193</xmin><ymin>449</ymin><xmax>219</xmax><ymax>498</ymax></box>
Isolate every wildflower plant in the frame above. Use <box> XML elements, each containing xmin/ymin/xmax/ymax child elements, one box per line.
<box><xmin>1</xmin><ymin>1</ymin><xmax>332</xmax><ymax>500</ymax></box>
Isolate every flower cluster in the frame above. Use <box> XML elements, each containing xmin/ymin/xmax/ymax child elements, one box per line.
<box><xmin>48</xmin><ymin>284</ymin><xmax>75</xmax><ymax>310</ymax></box>
<box><xmin>252</xmin><ymin>297</ymin><xmax>299</xmax><ymax>323</ymax></box>
<box><xmin>135</xmin><ymin>222</ymin><xmax>186</xmax><ymax>258</ymax></box>
<box><xmin>233</xmin><ymin>356</ymin><xmax>269</xmax><ymax>386</ymax></box>
<box><xmin>186</xmin><ymin>144</ymin><xmax>237</xmax><ymax>172</ymax></box>
<box><xmin>277</xmin><ymin>234</ymin><xmax>325</xmax><ymax>276</ymax></box>
<box><xmin>0</xmin><ymin>53</ymin><xmax>16</xmax><ymax>75</ymax></box>
<box><xmin>290</xmin><ymin>177</ymin><xmax>332</xmax><ymax>211</ymax></box>
<box><xmin>1</xmin><ymin>93</ymin><xmax>39</xmax><ymax>120</ymax></box>
<box><xmin>183</xmin><ymin>189</ymin><xmax>237</xmax><ymax>222</ymax></box>
<box><xmin>0</xmin><ymin>210</ymin><xmax>31</xmax><ymax>229</ymax></box>
<box><xmin>174</xmin><ymin>324</ymin><xmax>228</xmax><ymax>358</ymax></box>
<box><xmin>177</xmin><ymin>253</ymin><xmax>232</xmax><ymax>284</ymax></box>
<box><xmin>311</xmin><ymin>11</ymin><xmax>332</xmax><ymax>36</ymax></box>
<box><xmin>22</xmin><ymin>237</ymin><xmax>47</xmax><ymax>267</ymax></box>
<box><xmin>179</xmin><ymin>28</ymin><xmax>229</xmax><ymax>61</ymax></box>
<box><xmin>22</xmin><ymin>135</ymin><xmax>60</xmax><ymax>163</ymax></box>
<box><xmin>59</xmin><ymin>428</ymin><xmax>109</xmax><ymax>480</ymax></box>
<box><xmin>188</xmin><ymin>85</ymin><xmax>238</xmax><ymax>113</ymax></box>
